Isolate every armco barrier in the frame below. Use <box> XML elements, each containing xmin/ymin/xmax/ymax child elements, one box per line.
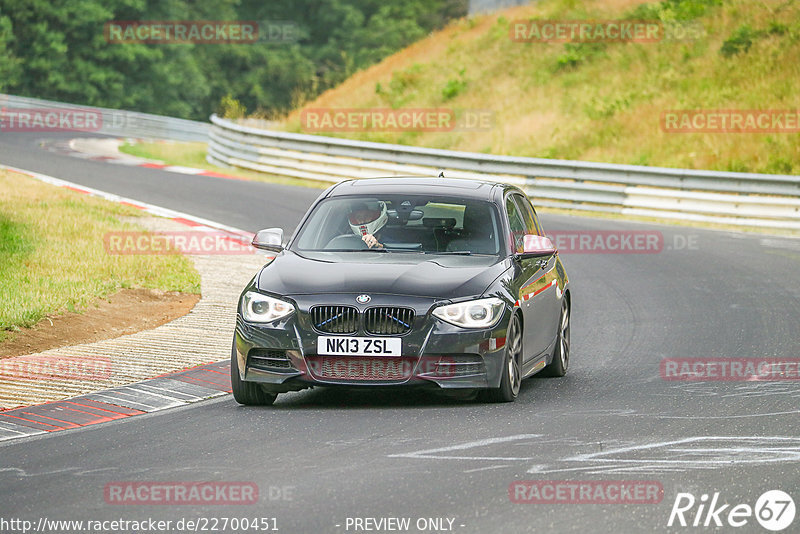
<box><xmin>207</xmin><ymin>114</ymin><xmax>800</xmax><ymax>230</ymax></box>
<box><xmin>1</xmin><ymin>94</ymin><xmax>208</xmax><ymax>141</ymax></box>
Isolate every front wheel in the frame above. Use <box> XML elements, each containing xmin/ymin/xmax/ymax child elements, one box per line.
<box><xmin>542</xmin><ymin>299</ymin><xmax>570</xmax><ymax>377</ymax></box>
<box><xmin>481</xmin><ymin>313</ymin><xmax>522</xmax><ymax>403</ymax></box>
<box><xmin>231</xmin><ymin>340</ymin><xmax>277</xmax><ymax>406</ymax></box>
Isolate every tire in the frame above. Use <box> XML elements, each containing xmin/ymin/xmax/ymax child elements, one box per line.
<box><xmin>230</xmin><ymin>340</ymin><xmax>277</xmax><ymax>406</ymax></box>
<box><xmin>481</xmin><ymin>313</ymin><xmax>523</xmax><ymax>403</ymax></box>
<box><xmin>542</xmin><ymin>298</ymin><xmax>570</xmax><ymax>377</ymax></box>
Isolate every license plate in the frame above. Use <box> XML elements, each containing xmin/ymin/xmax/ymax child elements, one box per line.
<box><xmin>317</xmin><ymin>336</ymin><xmax>401</xmax><ymax>356</ymax></box>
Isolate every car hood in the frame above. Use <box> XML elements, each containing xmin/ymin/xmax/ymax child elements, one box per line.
<box><xmin>256</xmin><ymin>250</ymin><xmax>510</xmax><ymax>299</ymax></box>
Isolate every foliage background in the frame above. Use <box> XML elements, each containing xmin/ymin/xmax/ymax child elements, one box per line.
<box><xmin>0</xmin><ymin>0</ymin><xmax>467</xmax><ymax>120</ymax></box>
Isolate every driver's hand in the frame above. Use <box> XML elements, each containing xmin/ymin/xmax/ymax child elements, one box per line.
<box><xmin>362</xmin><ymin>234</ymin><xmax>382</xmax><ymax>248</ymax></box>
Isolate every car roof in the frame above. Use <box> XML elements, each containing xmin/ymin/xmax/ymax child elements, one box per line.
<box><xmin>327</xmin><ymin>176</ymin><xmax>507</xmax><ymax>201</ymax></box>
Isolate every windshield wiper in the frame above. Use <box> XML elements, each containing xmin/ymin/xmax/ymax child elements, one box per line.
<box><xmin>321</xmin><ymin>248</ymin><xmax>388</xmax><ymax>253</ymax></box>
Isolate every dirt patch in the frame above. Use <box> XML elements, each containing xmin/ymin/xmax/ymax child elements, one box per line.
<box><xmin>0</xmin><ymin>289</ymin><xmax>200</xmax><ymax>359</ymax></box>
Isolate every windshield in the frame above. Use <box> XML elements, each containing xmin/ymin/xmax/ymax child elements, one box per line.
<box><xmin>292</xmin><ymin>195</ymin><xmax>501</xmax><ymax>255</ymax></box>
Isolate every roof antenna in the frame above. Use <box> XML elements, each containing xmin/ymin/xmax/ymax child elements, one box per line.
<box><xmin>438</xmin><ymin>170</ymin><xmax>445</xmax><ymax>178</ymax></box>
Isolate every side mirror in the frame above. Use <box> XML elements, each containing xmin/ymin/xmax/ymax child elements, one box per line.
<box><xmin>521</xmin><ymin>234</ymin><xmax>556</xmax><ymax>257</ymax></box>
<box><xmin>252</xmin><ymin>228</ymin><xmax>284</xmax><ymax>253</ymax></box>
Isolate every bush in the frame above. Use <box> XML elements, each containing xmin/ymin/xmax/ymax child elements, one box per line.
<box><xmin>720</xmin><ymin>24</ymin><xmax>758</xmax><ymax>57</ymax></box>
<box><xmin>218</xmin><ymin>94</ymin><xmax>247</xmax><ymax>119</ymax></box>
<box><xmin>554</xmin><ymin>43</ymin><xmax>606</xmax><ymax>72</ymax></box>
<box><xmin>442</xmin><ymin>74</ymin><xmax>467</xmax><ymax>101</ymax></box>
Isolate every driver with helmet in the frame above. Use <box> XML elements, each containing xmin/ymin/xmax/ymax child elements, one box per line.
<box><xmin>348</xmin><ymin>201</ymin><xmax>388</xmax><ymax>249</ymax></box>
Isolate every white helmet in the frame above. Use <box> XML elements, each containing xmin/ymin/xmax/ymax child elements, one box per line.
<box><xmin>349</xmin><ymin>201</ymin><xmax>388</xmax><ymax>237</ymax></box>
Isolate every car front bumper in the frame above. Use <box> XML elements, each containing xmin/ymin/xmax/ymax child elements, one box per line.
<box><xmin>233</xmin><ymin>293</ymin><xmax>511</xmax><ymax>392</ymax></box>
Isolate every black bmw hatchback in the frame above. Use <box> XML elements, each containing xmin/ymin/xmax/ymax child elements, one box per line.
<box><xmin>232</xmin><ymin>177</ymin><xmax>571</xmax><ymax>404</ymax></box>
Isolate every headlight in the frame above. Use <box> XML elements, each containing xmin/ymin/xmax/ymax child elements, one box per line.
<box><xmin>241</xmin><ymin>291</ymin><xmax>294</xmax><ymax>323</ymax></box>
<box><xmin>432</xmin><ymin>297</ymin><xmax>505</xmax><ymax>329</ymax></box>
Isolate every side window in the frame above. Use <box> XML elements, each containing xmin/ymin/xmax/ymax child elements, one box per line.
<box><xmin>505</xmin><ymin>196</ymin><xmax>526</xmax><ymax>253</ymax></box>
<box><xmin>514</xmin><ymin>194</ymin><xmax>543</xmax><ymax>236</ymax></box>
<box><xmin>530</xmin><ymin>204</ymin><xmax>544</xmax><ymax>236</ymax></box>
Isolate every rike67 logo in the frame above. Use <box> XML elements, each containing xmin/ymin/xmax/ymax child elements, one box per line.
<box><xmin>668</xmin><ymin>490</ymin><xmax>795</xmax><ymax>531</ymax></box>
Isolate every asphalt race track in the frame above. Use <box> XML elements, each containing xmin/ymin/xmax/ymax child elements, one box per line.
<box><xmin>2</xmin><ymin>132</ymin><xmax>799</xmax><ymax>533</ymax></box>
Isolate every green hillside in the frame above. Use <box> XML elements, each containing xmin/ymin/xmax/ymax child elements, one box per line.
<box><xmin>280</xmin><ymin>0</ymin><xmax>800</xmax><ymax>175</ymax></box>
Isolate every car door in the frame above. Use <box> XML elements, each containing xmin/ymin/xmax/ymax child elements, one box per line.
<box><xmin>505</xmin><ymin>193</ymin><xmax>553</xmax><ymax>363</ymax></box>
<box><xmin>514</xmin><ymin>194</ymin><xmax>561</xmax><ymax>352</ymax></box>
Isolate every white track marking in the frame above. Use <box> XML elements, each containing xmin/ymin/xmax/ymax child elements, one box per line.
<box><xmin>388</xmin><ymin>434</ymin><xmax>541</xmax><ymax>461</ymax></box>
<box><xmin>528</xmin><ymin>436</ymin><xmax>800</xmax><ymax>474</ymax></box>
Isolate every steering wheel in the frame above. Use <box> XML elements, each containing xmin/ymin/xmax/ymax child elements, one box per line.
<box><xmin>323</xmin><ymin>234</ymin><xmax>369</xmax><ymax>250</ymax></box>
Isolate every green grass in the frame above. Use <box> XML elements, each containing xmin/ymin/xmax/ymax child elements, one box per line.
<box><xmin>119</xmin><ymin>141</ymin><xmax>329</xmax><ymax>189</ymax></box>
<box><xmin>0</xmin><ymin>170</ymin><xmax>200</xmax><ymax>342</ymax></box>
<box><xmin>278</xmin><ymin>0</ymin><xmax>800</xmax><ymax>175</ymax></box>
